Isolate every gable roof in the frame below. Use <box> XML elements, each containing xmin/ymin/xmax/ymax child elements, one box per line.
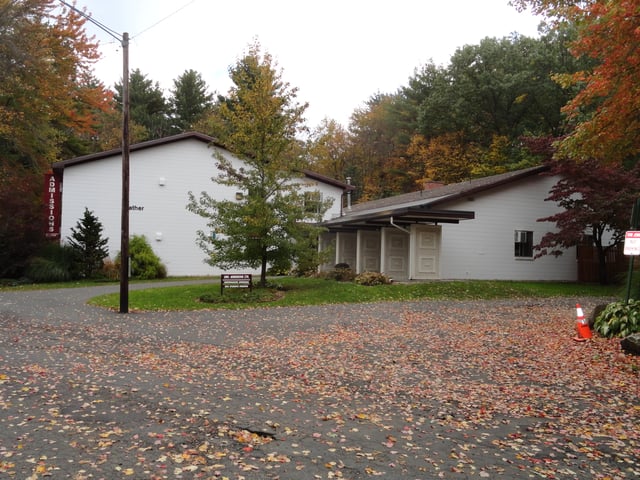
<box><xmin>52</xmin><ymin>132</ymin><xmax>219</xmax><ymax>172</ymax></box>
<box><xmin>51</xmin><ymin>131</ymin><xmax>354</xmax><ymax>191</ymax></box>
<box><xmin>323</xmin><ymin>165</ymin><xmax>549</xmax><ymax>230</ymax></box>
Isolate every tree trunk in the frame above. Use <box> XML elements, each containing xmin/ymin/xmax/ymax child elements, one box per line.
<box><xmin>595</xmin><ymin>243</ymin><xmax>609</xmax><ymax>285</ymax></box>
<box><xmin>260</xmin><ymin>253</ymin><xmax>268</xmax><ymax>287</ymax></box>
<box><xmin>593</xmin><ymin>225</ymin><xmax>609</xmax><ymax>285</ymax></box>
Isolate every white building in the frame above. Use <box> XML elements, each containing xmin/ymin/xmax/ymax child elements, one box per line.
<box><xmin>53</xmin><ymin>135</ymin><xmax>579</xmax><ymax>281</ymax></box>
<box><xmin>52</xmin><ymin>132</ymin><xmax>353</xmax><ymax>276</ymax></box>
<box><xmin>320</xmin><ymin>166</ymin><xmax>579</xmax><ymax>282</ymax></box>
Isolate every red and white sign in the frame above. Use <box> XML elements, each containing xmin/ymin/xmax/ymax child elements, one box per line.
<box><xmin>43</xmin><ymin>172</ymin><xmax>62</xmax><ymax>239</ymax></box>
<box><xmin>624</xmin><ymin>231</ymin><xmax>640</xmax><ymax>255</ymax></box>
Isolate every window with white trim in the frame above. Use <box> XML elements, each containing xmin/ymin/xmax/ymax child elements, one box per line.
<box><xmin>303</xmin><ymin>191</ymin><xmax>323</xmax><ymax>214</ymax></box>
<box><xmin>514</xmin><ymin>230</ymin><xmax>533</xmax><ymax>258</ymax></box>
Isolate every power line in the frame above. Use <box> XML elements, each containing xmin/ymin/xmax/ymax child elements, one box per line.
<box><xmin>59</xmin><ymin>0</ymin><xmax>197</xmax><ymax>43</ymax></box>
<box><xmin>57</xmin><ymin>0</ymin><xmax>122</xmax><ymax>42</ymax></box>
<box><xmin>132</xmin><ymin>0</ymin><xmax>197</xmax><ymax>40</ymax></box>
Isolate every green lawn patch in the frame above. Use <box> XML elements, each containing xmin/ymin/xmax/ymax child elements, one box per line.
<box><xmin>87</xmin><ymin>277</ymin><xmax>618</xmax><ymax>311</ymax></box>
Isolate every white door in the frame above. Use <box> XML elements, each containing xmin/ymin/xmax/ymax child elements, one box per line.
<box><xmin>359</xmin><ymin>231</ymin><xmax>380</xmax><ymax>273</ymax></box>
<box><xmin>412</xmin><ymin>225</ymin><xmax>441</xmax><ymax>280</ymax></box>
<box><xmin>337</xmin><ymin>232</ymin><xmax>357</xmax><ymax>269</ymax></box>
<box><xmin>384</xmin><ymin>229</ymin><xmax>409</xmax><ymax>281</ymax></box>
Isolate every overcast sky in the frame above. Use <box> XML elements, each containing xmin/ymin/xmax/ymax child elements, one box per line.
<box><xmin>75</xmin><ymin>0</ymin><xmax>543</xmax><ymax>128</ymax></box>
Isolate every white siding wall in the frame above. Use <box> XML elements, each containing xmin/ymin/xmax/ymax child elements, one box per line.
<box><xmin>60</xmin><ymin>139</ymin><xmax>345</xmax><ymax>276</ymax></box>
<box><xmin>296</xmin><ymin>178</ymin><xmax>343</xmax><ymax>219</ymax></box>
<box><xmin>439</xmin><ymin>174</ymin><xmax>577</xmax><ymax>281</ymax></box>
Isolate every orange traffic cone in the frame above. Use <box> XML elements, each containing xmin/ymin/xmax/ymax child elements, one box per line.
<box><xmin>573</xmin><ymin>303</ymin><xmax>592</xmax><ymax>342</ymax></box>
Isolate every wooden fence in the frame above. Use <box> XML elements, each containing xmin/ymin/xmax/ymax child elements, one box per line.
<box><xmin>576</xmin><ymin>243</ymin><xmax>629</xmax><ymax>283</ymax></box>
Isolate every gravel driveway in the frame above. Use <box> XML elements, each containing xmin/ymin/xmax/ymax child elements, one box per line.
<box><xmin>0</xmin><ymin>284</ymin><xmax>637</xmax><ymax>479</ymax></box>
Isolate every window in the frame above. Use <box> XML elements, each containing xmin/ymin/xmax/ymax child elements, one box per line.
<box><xmin>514</xmin><ymin>230</ymin><xmax>533</xmax><ymax>258</ymax></box>
<box><xmin>303</xmin><ymin>191</ymin><xmax>323</xmax><ymax>214</ymax></box>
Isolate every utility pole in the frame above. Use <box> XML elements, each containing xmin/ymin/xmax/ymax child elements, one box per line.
<box><xmin>57</xmin><ymin>1</ymin><xmax>131</xmax><ymax>312</ymax></box>
<box><xmin>119</xmin><ymin>32</ymin><xmax>130</xmax><ymax>313</ymax></box>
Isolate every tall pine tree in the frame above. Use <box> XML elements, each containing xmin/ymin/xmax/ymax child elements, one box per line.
<box><xmin>170</xmin><ymin>69</ymin><xmax>213</xmax><ymax>132</ymax></box>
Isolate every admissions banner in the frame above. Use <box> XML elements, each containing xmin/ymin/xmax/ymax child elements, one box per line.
<box><xmin>44</xmin><ymin>172</ymin><xmax>62</xmax><ymax>239</ymax></box>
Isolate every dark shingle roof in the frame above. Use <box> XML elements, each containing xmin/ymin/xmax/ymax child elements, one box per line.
<box><xmin>323</xmin><ymin>165</ymin><xmax>549</xmax><ymax>230</ymax></box>
<box><xmin>349</xmin><ymin>165</ymin><xmax>548</xmax><ymax>213</ymax></box>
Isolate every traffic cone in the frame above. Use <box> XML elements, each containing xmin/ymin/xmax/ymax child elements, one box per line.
<box><xmin>573</xmin><ymin>303</ymin><xmax>592</xmax><ymax>342</ymax></box>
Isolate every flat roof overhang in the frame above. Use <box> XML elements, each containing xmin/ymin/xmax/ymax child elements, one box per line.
<box><xmin>322</xmin><ymin>206</ymin><xmax>475</xmax><ymax>232</ymax></box>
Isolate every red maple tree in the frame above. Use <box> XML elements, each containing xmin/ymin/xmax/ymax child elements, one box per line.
<box><xmin>536</xmin><ymin>158</ymin><xmax>640</xmax><ymax>283</ymax></box>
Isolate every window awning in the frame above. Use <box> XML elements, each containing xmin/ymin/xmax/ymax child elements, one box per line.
<box><xmin>323</xmin><ymin>206</ymin><xmax>475</xmax><ymax>231</ymax></box>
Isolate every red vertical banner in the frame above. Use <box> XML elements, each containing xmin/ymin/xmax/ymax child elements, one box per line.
<box><xmin>43</xmin><ymin>172</ymin><xmax>62</xmax><ymax>239</ymax></box>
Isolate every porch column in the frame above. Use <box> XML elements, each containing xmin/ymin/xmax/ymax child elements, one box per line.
<box><xmin>409</xmin><ymin>226</ymin><xmax>416</xmax><ymax>280</ymax></box>
<box><xmin>356</xmin><ymin>229</ymin><xmax>362</xmax><ymax>274</ymax></box>
<box><xmin>380</xmin><ymin>229</ymin><xmax>387</xmax><ymax>275</ymax></box>
<box><xmin>334</xmin><ymin>231</ymin><xmax>342</xmax><ymax>266</ymax></box>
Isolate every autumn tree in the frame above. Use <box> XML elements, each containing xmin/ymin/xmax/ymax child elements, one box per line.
<box><xmin>306</xmin><ymin>118</ymin><xmax>352</xmax><ymax>181</ymax></box>
<box><xmin>187</xmin><ymin>43</ymin><xmax>330</xmax><ymax>285</ymax></box>
<box><xmin>348</xmin><ymin>94</ymin><xmax>419</xmax><ymax>200</ymax></box>
<box><xmin>0</xmin><ymin>0</ymin><xmax>111</xmax><ymax>277</ymax></box>
<box><xmin>91</xmin><ymin>102</ymin><xmax>148</xmax><ymax>151</ymax></box>
<box><xmin>513</xmin><ymin>0</ymin><xmax>640</xmax><ymax>164</ymax></box>
<box><xmin>407</xmin><ymin>132</ymin><xmax>481</xmax><ymax>184</ymax></box>
<box><xmin>344</xmin><ymin>31</ymin><xmax>583</xmax><ymax>199</ymax></box>
<box><xmin>1</xmin><ymin>0</ymin><xmax>110</xmax><ymax>165</ymax></box>
<box><xmin>536</xmin><ymin>158</ymin><xmax>640</xmax><ymax>284</ymax></box>
<box><xmin>169</xmin><ymin>69</ymin><xmax>214</xmax><ymax>132</ymax></box>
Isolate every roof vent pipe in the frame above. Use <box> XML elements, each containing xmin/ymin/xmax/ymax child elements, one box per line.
<box><xmin>390</xmin><ymin>216</ymin><xmax>410</xmax><ymax>234</ymax></box>
<box><xmin>346</xmin><ymin>176</ymin><xmax>352</xmax><ymax>211</ymax></box>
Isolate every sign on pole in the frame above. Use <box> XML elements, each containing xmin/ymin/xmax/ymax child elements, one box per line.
<box><xmin>624</xmin><ymin>231</ymin><xmax>640</xmax><ymax>256</ymax></box>
<box><xmin>43</xmin><ymin>172</ymin><xmax>62</xmax><ymax>240</ymax></box>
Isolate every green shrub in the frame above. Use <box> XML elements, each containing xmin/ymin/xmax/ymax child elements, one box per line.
<box><xmin>325</xmin><ymin>263</ymin><xmax>355</xmax><ymax>282</ymax></box>
<box><xmin>594</xmin><ymin>300</ymin><xmax>640</xmax><ymax>338</ymax></box>
<box><xmin>25</xmin><ymin>243</ymin><xmax>79</xmax><ymax>283</ymax></box>
<box><xmin>355</xmin><ymin>271</ymin><xmax>392</xmax><ymax>286</ymax></box>
<box><xmin>267</xmin><ymin>258</ymin><xmax>291</xmax><ymax>276</ymax></box>
<box><xmin>117</xmin><ymin>235</ymin><xmax>167</xmax><ymax>280</ymax></box>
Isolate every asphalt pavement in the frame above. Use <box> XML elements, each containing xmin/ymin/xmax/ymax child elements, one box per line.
<box><xmin>0</xmin><ymin>284</ymin><xmax>637</xmax><ymax>479</ymax></box>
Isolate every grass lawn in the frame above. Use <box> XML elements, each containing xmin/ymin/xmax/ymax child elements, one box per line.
<box><xmin>86</xmin><ymin>277</ymin><xmax>619</xmax><ymax>311</ymax></box>
<box><xmin>0</xmin><ymin>276</ymin><xmax>211</xmax><ymax>290</ymax></box>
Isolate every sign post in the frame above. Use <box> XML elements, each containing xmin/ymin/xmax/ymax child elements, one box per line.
<box><xmin>623</xmin><ymin>231</ymin><xmax>640</xmax><ymax>256</ymax></box>
<box><xmin>624</xmin><ymin>198</ymin><xmax>640</xmax><ymax>303</ymax></box>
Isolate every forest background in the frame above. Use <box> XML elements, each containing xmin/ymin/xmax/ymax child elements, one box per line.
<box><xmin>1</xmin><ymin>0</ymin><xmax>638</xmax><ymax>279</ymax></box>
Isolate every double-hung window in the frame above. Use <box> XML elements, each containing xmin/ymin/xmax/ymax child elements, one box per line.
<box><xmin>303</xmin><ymin>191</ymin><xmax>323</xmax><ymax>215</ymax></box>
<box><xmin>514</xmin><ymin>230</ymin><xmax>533</xmax><ymax>258</ymax></box>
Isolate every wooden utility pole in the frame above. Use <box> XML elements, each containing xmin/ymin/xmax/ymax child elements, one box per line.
<box><xmin>119</xmin><ymin>32</ymin><xmax>130</xmax><ymax>313</ymax></box>
<box><xmin>56</xmin><ymin>2</ymin><xmax>131</xmax><ymax>313</ymax></box>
